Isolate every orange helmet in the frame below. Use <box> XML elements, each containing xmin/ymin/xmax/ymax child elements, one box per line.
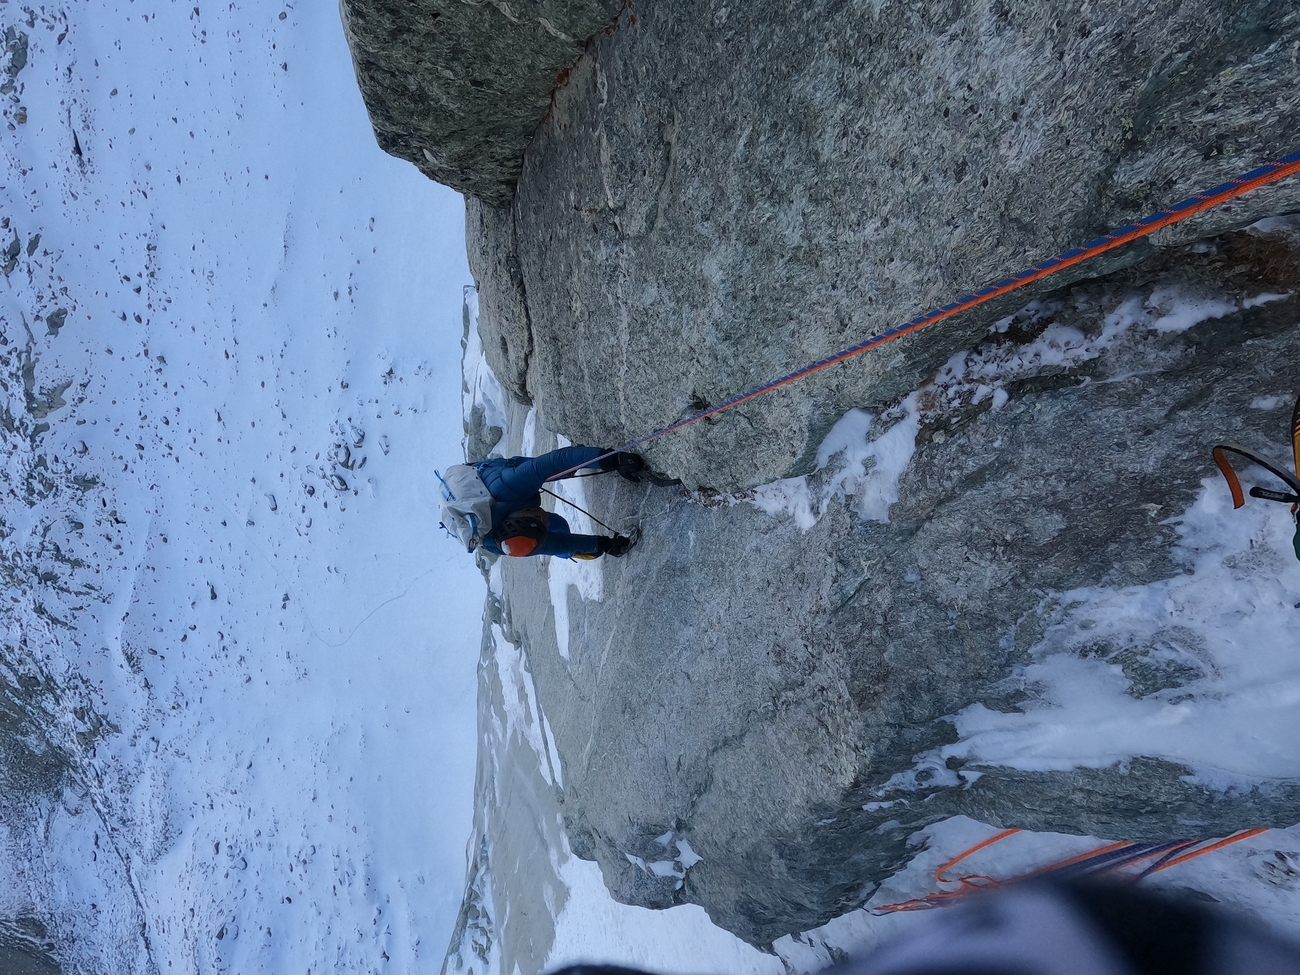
<box><xmin>502</xmin><ymin>535</ymin><xmax>540</xmax><ymax>557</ymax></box>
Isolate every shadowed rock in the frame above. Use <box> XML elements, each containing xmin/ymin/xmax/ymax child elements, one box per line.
<box><xmin>340</xmin><ymin>0</ymin><xmax>624</xmax><ymax>206</ymax></box>
<box><xmin>0</xmin><ymin>916</ymin><xmax>61</xmax><ymax>975</ymax></box>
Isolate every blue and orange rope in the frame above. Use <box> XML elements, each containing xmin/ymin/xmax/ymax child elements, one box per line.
<box><xmin>868</xmin><ymin>827</ymin><xmax>1270</xmax><ymax>914</ymax></box>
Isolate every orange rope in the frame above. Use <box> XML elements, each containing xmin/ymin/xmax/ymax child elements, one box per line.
<box><xmin>1021</xmin><ymin>840</ymin><xmax>1133</xmax><ymax>880</ymax></box>
<box><xmin>935</xmin><ymin>828</ymin><xmax>1021</xmax><ymax>885</ymax></box>
<box><xmin>548</xmin><ymin>146</ymin><xmax>1300</xmax><ymax>482</ymax></box>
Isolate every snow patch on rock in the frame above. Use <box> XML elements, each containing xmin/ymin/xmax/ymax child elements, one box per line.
<box><xmin>546</xmin><ymin>435</ymin><xmax>605</xmax><ymax>661</ymax></box>
<box><xmin>463</xmin><ymin>287</ymin><xmax>509</xmax><ymax>459</ymax></box>
<box><xmin>494</xmin><ymin>625</ymin><xmax>561</xmax><ymax>787</ymax></box>
<box><xmin>545</xmin><ymin>850</ymin><xmax>779</xmax><ymax>975</ymax></box>
<box><xmin>750</xmin><ymin>395</ymin><xmax>921</xmax><ymax>530</ymax></box>
<box><xmin>941</xmin><ymin>480</ymin><xmax>1300</xmax><ymax>784</ymax></box>
<box><xmin>751</xmin><ymin>281</ymin><xmax>1273</xmax><ymax>533</ymax></box>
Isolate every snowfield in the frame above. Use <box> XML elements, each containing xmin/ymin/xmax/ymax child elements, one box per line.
<box><xmin>1</xmin><ymin>1</ymin><xmax>483</xmax><ymax>971</ymax></box>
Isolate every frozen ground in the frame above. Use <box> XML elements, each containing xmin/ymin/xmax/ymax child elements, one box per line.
<box><xmin>0</xmin><ymin>2</ymin><xmax>483</xmax><ymax>972</ymax></box>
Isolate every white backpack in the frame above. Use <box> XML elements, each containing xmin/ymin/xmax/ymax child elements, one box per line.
<box><xmin>436</xmin><ymin>465</ymin><xmax>495</xmax><ymax>551</ymax></box>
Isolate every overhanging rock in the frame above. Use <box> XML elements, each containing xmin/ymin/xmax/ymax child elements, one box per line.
<box><xmin>340</xmin><ymin>0</ymin><xmax>624</xmax><ymax>206</ymax></box>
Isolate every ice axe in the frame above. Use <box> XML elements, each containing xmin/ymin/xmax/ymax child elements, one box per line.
<box><xmin>1212</xmin><ymin>393</ymin><xmax>1300</xmax><ymax>560</ymax></box>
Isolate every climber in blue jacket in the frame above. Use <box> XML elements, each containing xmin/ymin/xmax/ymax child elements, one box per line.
<box><xmin>475</xmin><ymin>445</ymin><xmax>647</xmax><ymax>559</ymax></box>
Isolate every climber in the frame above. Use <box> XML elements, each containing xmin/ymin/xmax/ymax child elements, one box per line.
<box><xmin>437</xmin><ymin>445</ymin><xmax>649</xmax><ymax>559</ymax></box>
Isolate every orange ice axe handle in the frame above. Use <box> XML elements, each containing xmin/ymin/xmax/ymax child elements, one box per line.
<box><xmin>1291</xmin><ymin>392</ymin><xmax>1300</xmax><ymax>481</ymax></box>
<box><xmin>1213</xmin><ymin>445</ymin><xmax>1246</xmax><ymax>509</ymax></box>
<box><xmin>1213</xmin><ymin>443</ymin><xmax>1300</xmax><ymax>509</ymax></box>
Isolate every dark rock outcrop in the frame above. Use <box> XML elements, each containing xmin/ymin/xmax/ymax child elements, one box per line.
<box><xmin>0</xmin><ymin>917</ymin><xmax>62</xmax><ymax>975</ymax></box>
<box><xmin>475</xmin><ymin>0</ymin><xmax>1300</xmax><ymax>490</ymax></box>
<box><xmin>466</xmin><ymin>198</ymin><xmax>535</xmax><ymax>401</ymax></box>
<box><xmin>340</xmin><ymin>0</ymin><xmax>624</xmax><ymax>206</ymax></box>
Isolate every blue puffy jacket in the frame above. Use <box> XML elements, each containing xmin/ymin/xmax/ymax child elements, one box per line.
<box><xmin>475</xmin><ymin>446</ymin><xmax>605</xmax><ymax>558</ymax></box>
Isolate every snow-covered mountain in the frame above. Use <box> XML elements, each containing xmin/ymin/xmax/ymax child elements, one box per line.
<box><xmin>7</xmin><ymin>1</ymin><xmax>1300</xmax><ymax>974</ymax></box>
<box><xmin>0</xmin><ymin>2</ymin><xmax>482</xmax><ymax>971</ymax></box>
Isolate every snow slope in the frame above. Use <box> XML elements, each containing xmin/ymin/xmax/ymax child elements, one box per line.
<box><xmin>1</xmin><ymin>2</ymin><xmax>482</xmax><ymax>972</ymax></box>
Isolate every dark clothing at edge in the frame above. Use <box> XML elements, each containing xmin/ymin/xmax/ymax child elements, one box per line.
<box><xmin>475</xmin><ymin>446</ymin><xmax>604</xmax><ymax>559</ymax></box>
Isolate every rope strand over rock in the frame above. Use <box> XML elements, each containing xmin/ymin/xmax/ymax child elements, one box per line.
<box><xmin>549</xmin><ymin>147</ymin><xmax>1300</xmax><ymax>481</ymax></box>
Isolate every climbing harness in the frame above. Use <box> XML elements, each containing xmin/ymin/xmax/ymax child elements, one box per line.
<box><xmin>1213</xmin><ymin>393</ymin><xmax>1300</xmax><ymax>560</ymax></box>
<box><xmin>870</xmin><ymin>826</ymin><xmax>1269</xmax><ymax>914</ymax></box>
<box><xmin>548</xmin><ymin>146</ymin><xmax>1300</xmax><ymax>482</ymax></box>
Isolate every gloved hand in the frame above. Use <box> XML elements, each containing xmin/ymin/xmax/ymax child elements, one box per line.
<box><xmin>597</xmin><ymin>534</ymin><xmax>635</xmax><ymax>557</ymax></box>
<box><xmin>598</xmin><ymin>451</ymin><xmax>648</xmax><ymax>481</ymax></box>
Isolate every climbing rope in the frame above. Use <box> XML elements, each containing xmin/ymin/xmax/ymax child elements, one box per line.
<box><xmin>548</xmin><ymin>146</ymin><xmax>1300</xmax><ymax>481</ymax></box>
<box><xmin>869</xmin><ymin>826</ymin><xmax>1270</xmax><ymax>914</ymax></box>
<box><xmin>540</xmin><ymin>481</ymin><xmax>620</xmax><ymax>534</ymax></box>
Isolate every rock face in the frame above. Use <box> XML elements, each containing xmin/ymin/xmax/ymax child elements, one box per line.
<box><xmin>0</xmin><ymin>917</ymin><xmax>62</xmax><ymax>975</ymax></box>
<box><xmin>477</xmin><ymin>229</ymin><xmax>1300</xmax><ymax>945</ymax></box>
<box><xmin>340</xmin><ymin>0</ymin><xmax>624</xmax><ymax>206</ymax></box>
<box><xmin>471</xmin><ymin>0</ymin><xmax>1300</xmax><ymax>489</ymax></box>
<box><xmin>366</xmin><ymin>0</ymin><xmax>1300</xmax><ymax>955</ymax></box>
<box><xmin>465</xmin><ymin>199</ymin><xmax>535</xmax><ymax>401</ymax></box>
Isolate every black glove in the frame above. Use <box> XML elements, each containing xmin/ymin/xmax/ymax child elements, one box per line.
<box><xmin>598</xmin><ymin>451</ymin><xmax>648</xmax><ymax>481</ymax></box>
<box><xmin>597</xmin><ymin>534</ymin><xmax>635</xmax><ymax>557</ymax></box>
